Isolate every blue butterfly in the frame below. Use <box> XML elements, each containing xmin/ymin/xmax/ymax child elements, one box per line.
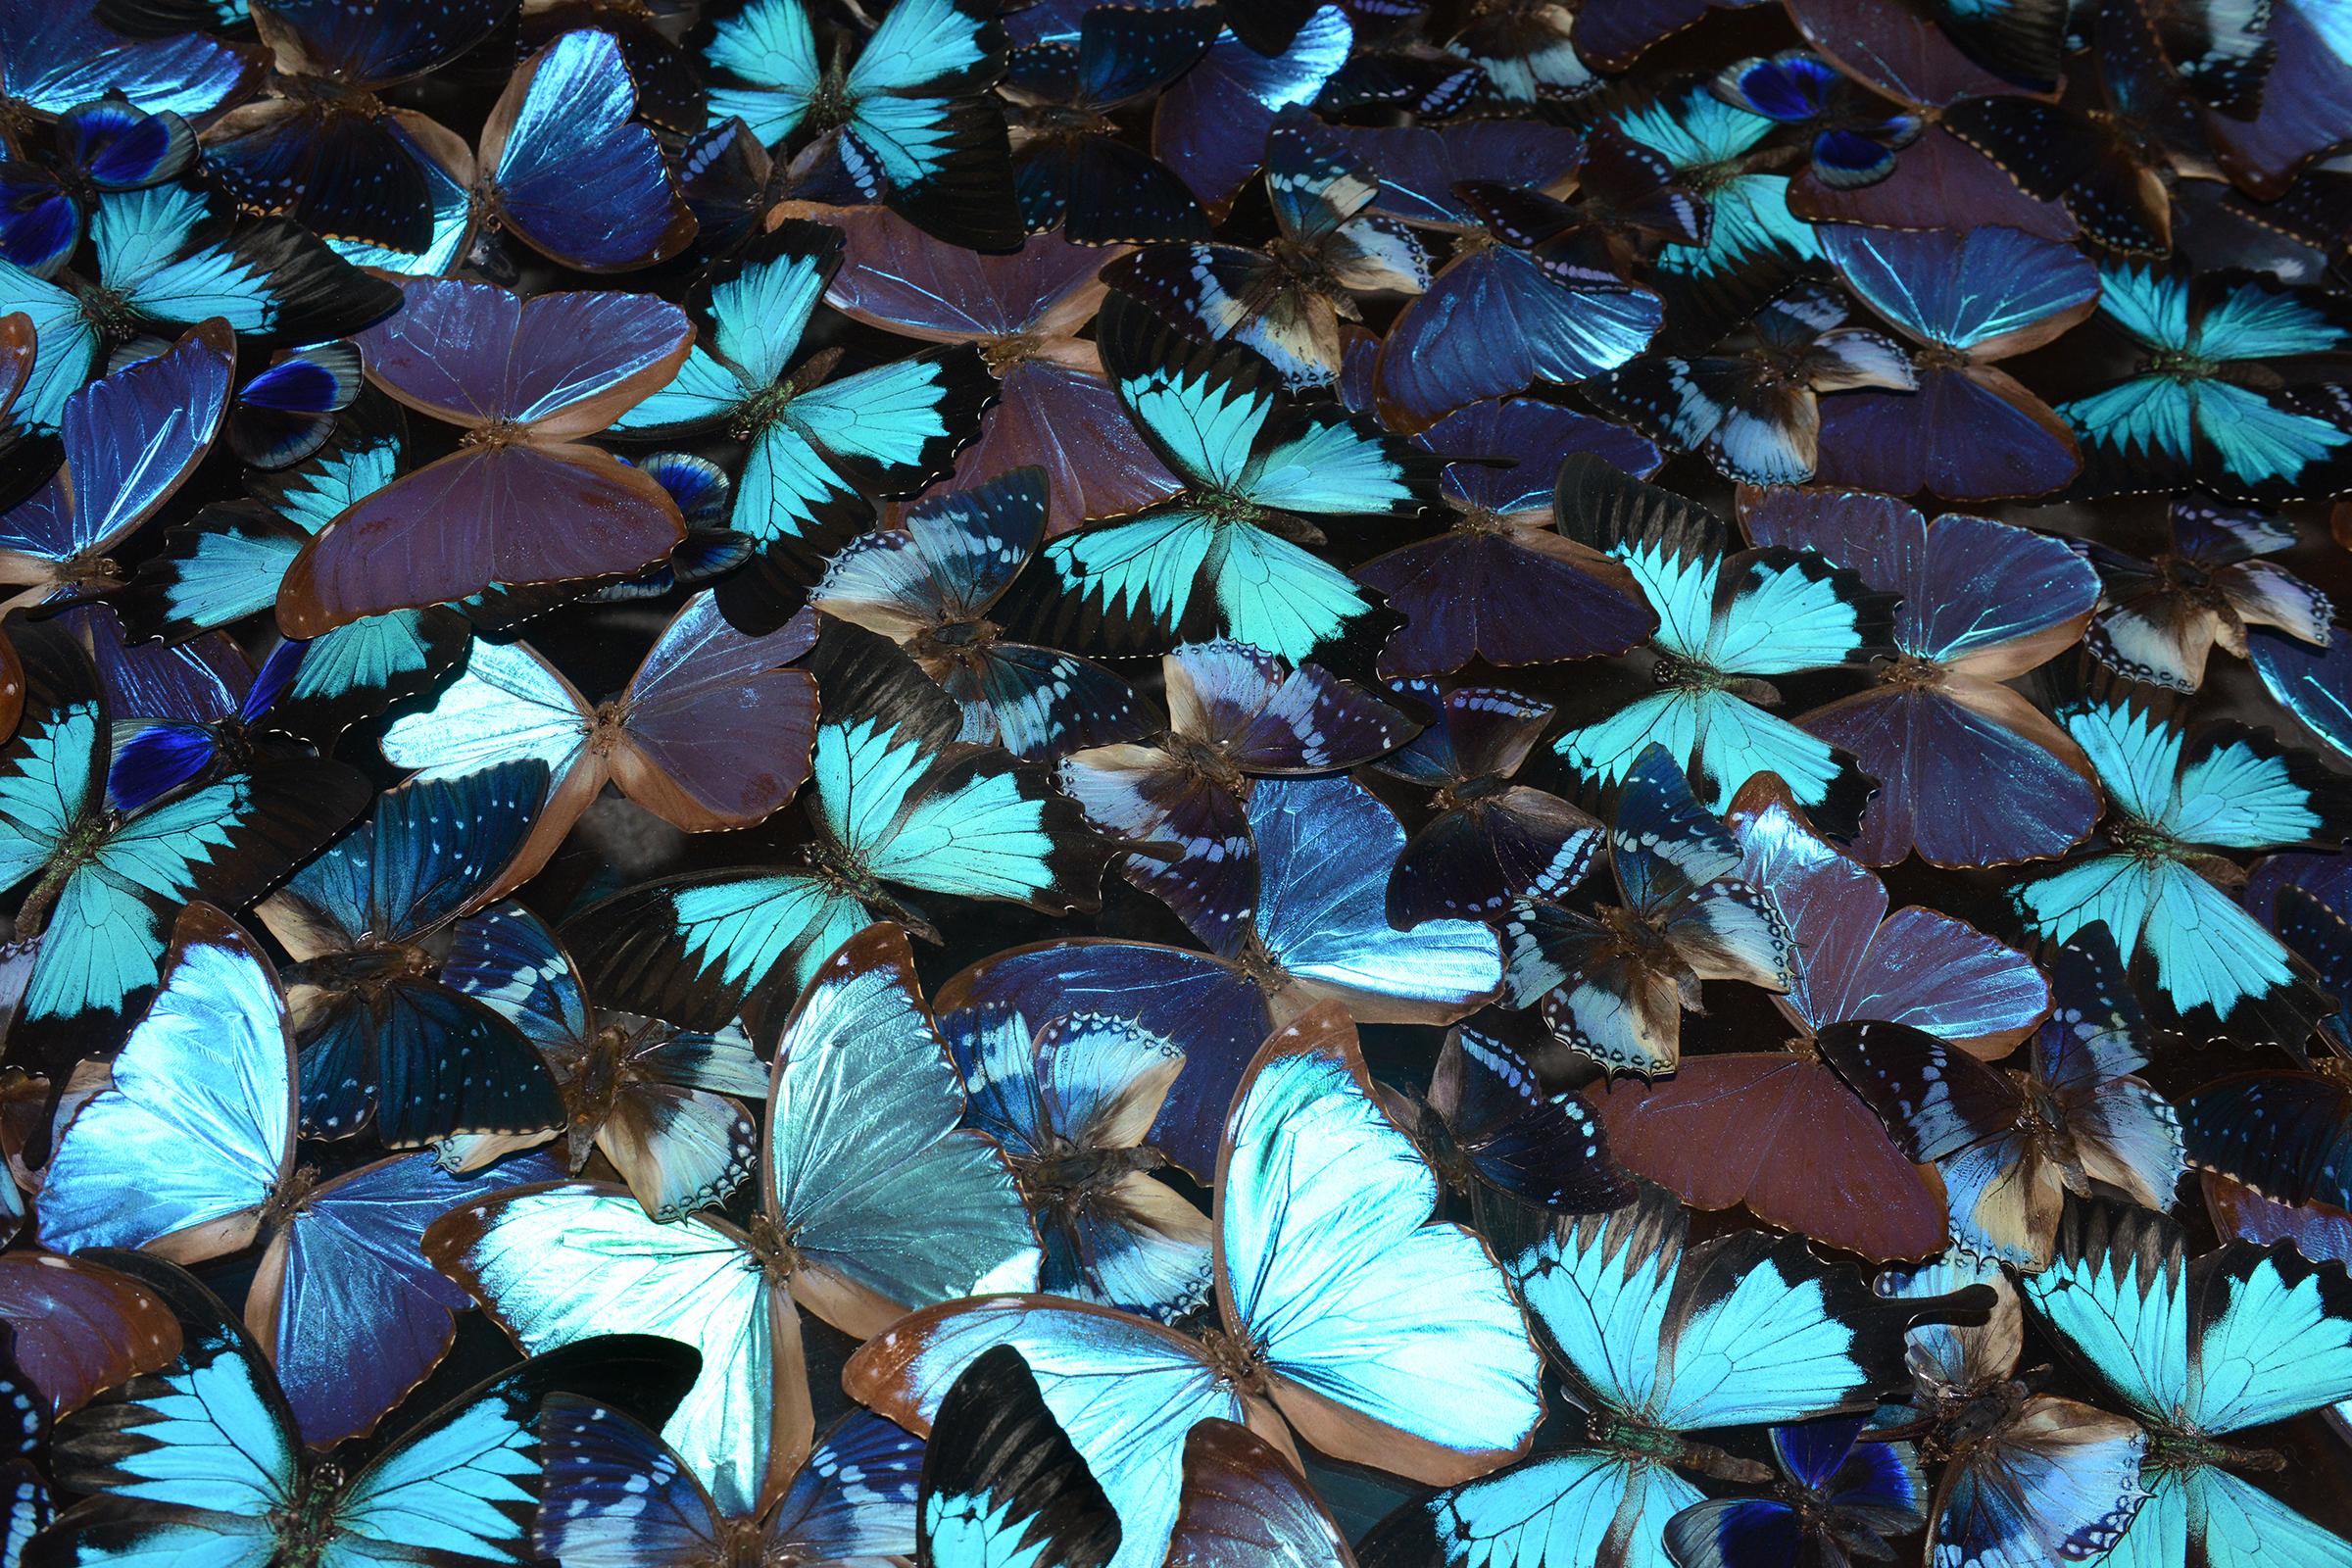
<box><xmin>1358</xmin><ymin>1182</ymin><xmax>1920</xmax><ymax>1568</ymax></box>
<box><xmin>1148</xmin><ymin>6</ymin><xmax>1353</xmax><ymax>219</ymax></box>
<box><xmin>226</xmin><ymin>341</ymin><xmax>361</xmax><ymax>469</ymax></box>
<box><xmin>1548</xmin><ymin>458</ymin><xmax>1895</xmax><ymax>841</ymax></box>
<box><xmin>0</xmin><ymin>1</ymin><xmax>254</xmax><ymax>124</ymax></box>
<box><xmin>0</xmin><ymin>97</ymin><xmax>194</xmax><ymax>278</ymax></box>
<box><xmin>917</xmin><ymin>1345</ymin><xmax>1121</xmax><ymax>1567</ymax></box>
<box><xmin>427</xmin><ymin>923</ymin><xmax>1041</xmax><ymax>1522</ymax></box>
<box><xmin>611</xmin><ymin>220</ymin><xmax>991</xmax><ymax>632</ymax></box>
<box><xmin>1381</xmin><ymin>1024</ymin><xmax>1636</xmax><ymax>1224</ymax></box>
<box><xmin>320</xmin><ymin>110</ymin><xmax>473</xmax><ymax>277</ymax></box>
<box><xmin>102</xmin><ymin>635</ymin><xmax>306</xmax><ymax>813</ymax></box>
<box><xmin>1712</xmin><ymin>50</ymin><xmax>1921</xmax><ymax>186</ymax></box>
<box><xmin>1664</xmin><ymin>1417</ymin><xmax>1927</xmax><ymax>1568</ymax></box>
<box><xmin>24</xmin><ymin>1248</ymin><xmax>700</xmax><ymax>1568</ymax></box>
<box><xmin>701</xmin><ymin>0</ymin><xmax>1018</xmax><ymax>250</ymax></box>
<box><xmin>847</xmin><ymin>1004</ymin><xmax>1545</xmax><ymax>1568</ymax></box>
<box><xmin>255</xmin><ymin>760</ymin><xmax>564</xmax><ymax>1148</ymax></box>
<box><xmin>0</xmin><ymin>1325</ymin><xmax>42</xmax><ymax>1568</ymax></box>
<box><xmin>2023</xmin><ymin>1203</ymin><xmax>2352</xmax><ymax>1568</ymax></box>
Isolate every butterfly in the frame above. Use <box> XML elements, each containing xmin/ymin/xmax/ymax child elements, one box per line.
<box><xmin>565</xmin><ymin>624</ymin><xmax>1105</xmax><ymax>1043</ymax></box>
<box><xmin>275</xmin><ymin>276</ymin><xmax>693</xmax><ymax>635</ymax></box>
<box><xmin>1012</xmin><ymin>290</ymin><xmax>1442</xmax><ymax>678</ymax></box>
<box><xmin>1664</xmin><ymin>1417</ymin><xmax>1927</xmax><ymax>1568</ymax></box>
<box><xmin>1150</xmin><ymin>7</ymin><xmax>1353</xmax><ymax>220</ymax></box>
<box><xmin>317</xmin><ymin>108</ymin><xmax>474</xmax><ymax>277</ymax></box>
<box><xmin>1713</xmin><ymin>50</ymin><xmax>1922</xmax><ymax>187</ymax></box>
<box><xmin>1548</xmin><ymin>458</ymin><xmax>1895</xmax><ymax>841</ymax></box>
<box><xmin>2056</xmin><ymin>264</ymin><xmax>2352</xmax><ymax>502</ymax></box>
<box><xmin>24</xmin><ymin>1248</ymin><xmax>701</xmax><ymax>1568</ymax></box>
<box><xmin>1740</xmin><ymin>486</ymin><xmax>2102</xmax><ymax>867</ymax></box>
<box><xmin>1358</xmin><ymin>1182</ymin><xmax>1925</xmax><ymax>1568</ymax></box>
<box><xmin>1</xmin><ymin>1327</ymin><xmax>43</xmax><ymax>1568</ymax></box>
<box><xmin>0</xmin><ymin>1248</ymin><xmax>178</xmax><ymax>1424</ymax></box>
<box><xmin>0</xmin><ymin>97</ymin><xmax>194</xmax><ymax>278</ymax></box>
<box><xmin>1057</xmin><ymin>637</ymin><xmax>1410</xmax><ymax>943</ymax></box>
<box><xmin>1813</xmin><ymin>222</ymin><xmax>2099</xmax><ymax>502</ymax></box>
<box><xmin>0</xmin><ymin>0</ymin><xmax>253</xmax><ymax>127</ymax></box>
<box><xmin>700</xmin><ymin>0</ymin><xmax>1018</xmax><ymax>251</ymax></box>
<box><xmin>96</xmin><ymin>631</ymin><xmax>307</xmax><ymax>815</ymax></box>
<box><xmin>918</xmin><ymin>1346</ymin><xmax>1121</xmax><ymax>1568</ymax></box>
<box><xmin>1105</xmin><ymin>107</ymin><xmax>1431</xmax><ymax>393</ymax></box>
<box><xmin>1818</xmin><ymin>934</ymin><xmax>2185</xmax><ymax>1269</ymax></box>
<box><xmin>2198</xmin><ymin>0</ymin><xmax>2352</xmax><ymax>198</ymax></box>
<box><xmin>254</xmin><ymin>760</ymin><xmax>565</xmax><ymax>1148</ymax></box>
<box><xmin>608</xmin><ymin>220</ymin><xmax>991</xmax><ymax>633</ymax></box>
<box><xmin>438</xmin><ymin>902</ymin><xmax>769</xmax><ymax>1224</ymax></box>
<box><xmin>812</xmin><ymin>466</ymin><xmax>1146</xmax><ymax>761</ymax></box>
<box><xmin>1592</xmin><ymin>800</ymin><xmax>2052</xmax><ymax>1261</ymax></box>
<box><xmin>2078</xmin><ymin>498</ymin><xmax>2333</xmax><ymax>693</ymax></box>
<box><xmin>2023</xmin><ymin>1203</ymin><xmax>2352</xmax><ymax>1568</ymax></box>
<box><xmin>427</xmin><ymin>922</ymin><xmax>1042</xmax><ymax>1521</ymax></box>
<box><xmin>1165</xmin><ymin>1418</ymin><xmax>1359</xmax><ymax>1566</ymax></box>
<box><xmin>849</xmin><ymin>1004</ymin><xmax>1546</xmax><ymax>1568</ymax></box>
<box><xmin>943</xmin><ymin>1003</ymin><xmax>1212</xmax><ymax>1325</ymax></box>
<box><xmin>1320</xmin><ymin>118</ymin><xmax>1586</xmax><ymax>231</ymax></box>
<box><xmin>1436</xmin><ymin>0</ymin><xmax>1594</xmax><ymax>100</ymax></box>
<box><xmin>225</xmin><ymin>341</ymin><xmax>361</xmax><ymax>470</ymax></box>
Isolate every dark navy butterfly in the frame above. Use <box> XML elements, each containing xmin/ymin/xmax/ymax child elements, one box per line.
<box><xmin>0</xmin><ymin>0</ymin><xmax>254</xmax><ymax>127</ymax></box>
<box><xmin>1714</xmin><ymin>50</ymin><xmax>1921</xmax><ymax>187</ymax></box>
<box><xmin>917</xmin><ymin>1346</ymin><xmax>1120</xmax><ymax>1568</ymax></box>
<box><xmin>226</xmin><ymin>340</ymin><xmax>361</xmax><ymax>469</ymax></box>
<box><xmin>1665</xmin><ymin>1417</ymin><xmax>1927</xmax><ymax>1568</ymax></box>
<box><xmin>2078</xmin><ymin>499</ymin><xmax>2333</xmax><ymax>693</ymax></box>
<box><xmin>0</xmin><ymin>97</ymin><xmax>193</xmax><ymax>278</ymax></box>
<box><xmin>1151</xmin><ymin>6</ymin><xmax>1353</xmax><ymax>220</ymax></box>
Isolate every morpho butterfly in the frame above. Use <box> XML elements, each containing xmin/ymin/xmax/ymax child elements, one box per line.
<box><xmin>609</xmin><ymin>220</ymin><xmax>992</xmax><ymax>632</ymax></box>
<box><xmin>1057</xmin><ymin>637</ymin><xmax>1410</xmax><ymax>945</ymax></box>
<box><xmin>0</xmin><ymin>319</ymin><xmax>230</xmax><ymax>612</ymax></box>
<box><xmin>812</xmin><ymin>466</ymin><xmax>1147</xmax><ymax>761</ymax></box>
<box><xmin>1371</xmin><ymin>682</ymin><xmax>1604</xmax><ymax>924</ymax></box>
<box><xmin>0</xmin><ymin>1</ymin><xmax>254</xmax><ymax>125</ymax></box>
<box><xmin>943</xmin><ymin>1003</ymin><xmax>1211</xmax><ymax>1325</ymax></box>
<box><xmin>1548</xmin><ymin>458</ymin><xmax>1895</xmax><ymax>842</ymax></box>
<box><xmin>22</xmin><ymin>1249</ymin><xmax>701</xmax><ymax>1568</ymax></box>
<box><xmin>1105</xmin><ymin>107</ymin><xmax>1431</xmax><ymax>393</ymax></box>
<box><xmin>2008</xmin><ymin>672</ymin><xmax>2352</xmax><ymax>1044</ymax></box>
<box><xmin>426</xmin><ymin>923</ymin><xmax>1042</xmax><ymax>1520</ymax></box>
<box><xmin>1003</xmin><ymin>4</ymin><xmax>1217</xmax><ymax>245</ymax></box>
<box><xmin>1150</xmin><ymin>6</ymin><xmax>1353</xmax><ymax>220</ymax></box>
<box><xmin>1813</xmin><ymin>223</ymin><xmax>2098</xmax><ymax>502</ymax></box>
<box><xmin>255</xmin><ymin>760</ymin><xmax>565</xmax><ymax>1148</ymax></box>
<box><xmin>2077</xmin><ymin>498</ymin><xmax>2333</xmax><ymax>692</ymax></box>
<box><xmin>276</xmin><ymin>277</ymin><xmax>693</xmax><ymax>635</ymax></box>
<box><xmin>226</xmin><ymin>341</ymin><xmax>362</xmax><ymax>470</ymax></box>
<box><xmin>437</xmin><ymin>902</ymin><xmax>770</xmax><ymax>1224</ymax></box>
<box><xmin>1012</xmin><ymin>290</ymin><xmax>1442</xmax><ymax>678</ymax></box>
<box><xmin>0</xmin><ymin>98</ymin><xmax>194</xmax><ymax>279</ymax></box>
<box><xmin>2056</xmin><ymin>263</ymin><xmax>2352</xmax><ymax>503</ymax></box>
<box><xmin>1816</xmin><ymin>932</ymin><xmax>2185</xmax><ymax>1269</ymax></box>
<box><xmin>1503</xmin><ymin>744</ymin><xmax>1794</xmax><ymax>1080</ymax></box>
<box><xmin>917</xmin><ymin>1346</ymin><xmax>1121</xmax><ymax>1568</ymax></box>
<box><xmin>821</xmin><ymin>206</ymin><xmax>1179</xmax><ymax>538</ymax></box>
<box><xmin>514</xmin><ymin>0</ymin><xmax>708</xmax><ymax>136</ymax></box>
<box><xmin>700</xmin><ymin>0</ymin><xmax>1019</xmax><ymax>251</ymax></box>
<box><xmin>1357</xmin><ymin>1181</ymin><xmax>1928</xmax><ymax>1568</ymax></box>
<box><xmin>1664</xmin><ymin>1417</ymin><xmax>1927</xmax><ymax>1568</ymax></box>
<box><xmin>566</xmin><ymin>624</ymin><xmax>1104</xmax><ymax>1042</ymax></box>
<box><xmin>37</xmin><ymin>904</ymin><xmax>564</xmax><ymax>1444</ymax></box>
<box><xmin>1740</xmin><ymin>486</ymin><xmax>2102</xmax><ymax>867</ymax></box>
<box><xmin>378</xmin><ymin>597</ymin><xmax>820</xmax><ymax>892</ymax></box>
<box><xmin>1593</xmin><ymin>801</ymin><xmax>2051</xmax><ymax>1260</ymax></box>
<box><xmin>849</xmin><ymin>1004</ymin><xmax>1546</xmax><ymax>1568</ymax></box>
<box><xmin>2023</xmin><ymin>1202</ymin><xmax>2352</xmax><ymax>1568</ymax></box>
<box><xmin>1712</xmin><ymin>50</ymin><xmax>1921</xmax><ymax>187</ymax></box>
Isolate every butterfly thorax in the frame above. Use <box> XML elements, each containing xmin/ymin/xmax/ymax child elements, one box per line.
<box><xmin>294</xmin><ymin>943</ymin><xmax>441</xmax><ymax>1016</ymax></box>
<box><xmin>461</xmin><ymin>418</ymin><xmax>528</xmax><ymax>452</ymax></box>
<box><xmin>2104</xmin><ymin>813</ymin><xmax>2182</xmax><ymax>862</ymax></box>
<box><xmin>14</xmin><ymin>815</ymin><xmax>111</xmax><ymax>937</ymax></box>
<box><xmin>745</xmin><ymin>1210</ymin><xmax>802</xmax><ymax>1283</ymax></box>
<box><xmin>802</xmin><ymin>38</ymin><xmax>860</xmax><ymax>134</ymax></box>
<box><xmin>711</xmin><ymin>1515</ymin><xmax>768</xmax><ymax>1568</ymax></box>
<box><xmin>2151</xmin><ymin>552</ymin><xmax>2230</xmax><ymax>610</ymax></box>
<box><xmin>270</xmin><ymin>1461</ymin><xmax>349</xmax><ymax>1568</ymax></box>
<box><xmin>70</xmin><ymin>277</ymin><xmax>140</xmax><ymax>341</ymax></box>
<box><xmin>2144</xmin><ymin>346</ymin><xmax>2221</xmax><ymax>380</ymax></box>
<box><xmin>980</xmin><ymin>332</ymin><xmax>1045</xmax><ymax>374</ymax></box>
<box><xmin>1017</xmin><ymin>1140</ymin><xmax>1163</xmax><ymax>1210</ymax></box>
<box><xmin>1194</xmin><ymin>1325</ymin><xmax>1272</xmax><ymax>1396</ymax></box>
<box><xmin>733</xmin><ymin>348</ymin><xmax>844</xmax><ymax>439</ymax></box>
<box><xmin>564</xmin><ymin>1023</ymin><xmax>649</xmax><ymax>1169</ymax></box>
<box><xmin>1920</xmin><ymin>1378</ymin><xmax>2030</xmax><ymax>1468</ymax></box>
<box><xmin>1265</xmin><ymin>237</ymin><xmax>1348</xmax><ymax>307</ymax></box>
<box><xmin>910</xmin><ymin>617</ymin><xmax>1003</xmax><ymax>675</ymax></box>
<box><xmin>258</xmin><ymin>1164</ymin><xmax>324</xmax><ymax>1231</ymax></box>
<box><xmin>1162</xmin><ymin>730</ymin><xmax>1247</xmax><ymax>794</ymax></box>
<box><xmin>1651</xmin><ymin>650</ymin><xmax>1778</xmax><ymax>705</ymax></box>
<box><xmin>1598</xmin><ymin>902</ymin><xmax>1678</xmax><ymax>967</ymax></box>
<box><xmin>1883</xmin><ymin>654</ymin><xmax>1948</xmax><ymax>691</ymax></box>
<box><xmin>2008</xmin><ymin>1071</ymin><xmax>2085</xmax><ymax>1175</ymax></box>
<box><xmin>1432</xmin><ymin>773</ymin><xmax>1509</xmax><ymax>814</ymax></box>
<box><xmin>1451</xmin><ymin>502</ymin><xmax>1515</xmax><ymax>537</ymax></box>
<box><xmin>2145</xmin><ymin>1427</ymin><xmax>2282</xmax><ymax>1477</ymax></box>
<box><xmin>587</xmin><ymin>699</ymin><xmax>634</xmax><ymax>756</ymax></box>
<box><xmin>1231</xmin><ymin>927</ymin><xmax>1293</xmax><ymax>999</ymax></box>
<box><xmin>1010</xmin><ymin>102</ymin><xmax>1115</xmax><ymax>140</ymax></box>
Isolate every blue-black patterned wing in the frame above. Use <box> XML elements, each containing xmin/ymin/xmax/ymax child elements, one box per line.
<box><xmin>915</xmin><ymin>1346</ymin><xmax>1120</xmax><ymax>1568</ymax></box>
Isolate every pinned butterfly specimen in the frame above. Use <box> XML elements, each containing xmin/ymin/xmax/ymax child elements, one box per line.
<box><xmin>2008</xmin><ymin>674</ymin><xmax>2352</xmax><ymax>1044</ymax></box>
<box><xmin>1150</xmin><ymin>6</ymin><xmax>1353</xmax><ymax>220</ymax></box>
<box><xmin>1104</xmin><ymin>107</ymin><xmax>1432</xmax><ymax>393</ymax></box>
<box><xmin>1740</xmin><ymin>486</ymin><xmax>2102</xmax><ymax>867</ymax></box>
<box><xmin>1437</xmin><ymin>0</ymin><xmax>1594</xmax><ymax>100</ymax></box>
<box><xmin>1014</xmin><ymin>290</ymin><xmax>1442</xmax><ymax>678</ymax></box>
<box><xmin>1004</xmin><ymin>3</ymin><xmax>1217</xmax><ymax>245</ymax></box>
<box><xmin>2078</xmin><ymin>498</ymin><xmax>2333</xmax><ymax>692</ymax></box>
<box><xmin>609</xmin><ymin>220</ymin><xmax>991</xmax><ymax>633</ymax></box>
<box><xmin>700</xmin><ymin>0</ymin><xmax>1018</xmax><ymax>251</ymax></box>
<box><xmin>1359</xmin><ymin>1181</ymin><xmax>1923</xmax><ymax>1568</ymax></box>
<box><xmin>0</xmin><ymin>97</ymin><xmax>194</xmax><ymax>277</ymax></box>
<box><xmin>1664</xmin><ymin>1417</ymin><xmax>1927</xmax><ymax>1568</ymax></box>
<box><xmin>1548</xmin><ymin>458</ymin><xmax>1895</xmax><ymax>840</ymax></box>
<box><xmin>1714</xmin><ymin>51</ymin><xmax>1921</xmax><ymax>187</ymax></box>
<box><xmin>812</xmin><ymin>466</ymin><xmax>1146</xmax><ymax>761</ymax></box>
<box><xmin>849</xmin><ymin>1004</ymin><xmax>1545</xmax><ymax>1568</ymax></box>
<box><xmin>0</xmin><ymin>181</ymin><xmax>397</xmax><ymax>434</ymax></box>
<box><xmin>1371</xmin><ymin>683</ymin><xmax>1604</xmax><ymax>924</ymax></box>
<box><xmin>0</xmin><ymin>0</ymin><xmax>254</xmax><ymax>130</ymax></box>
<box><xmin>1057</xmin><ymin>638</ymin><xmax>1410</xmax><ymax>944</ymax></box>
<box><xmin>226</xmin><ymin>341</ymin><xmax>360</xmax><ymax>469</ymax></box>
<box><xmin>943</xmin><ymin>1003</ymin><xmax>1211</xmax><ymax>1324</ymax></box>
<box><xmin>1504</xmin><ymin>744</ymin><xmax>1794</xmax><ymax>1080</ymax></box>
<box><xmin>378</xmin><ymin>596</ymin><xmax>820</xmax><ymax>892</ymax></box>
<box><xmin>823</xmin><ymin>207</ymin><xmax>1178</xmax><ymax>538</ymax></box>
<box><xmin>2024</xmin><ymin>1203</ymin><xmax>2352</xmax><ymax>1567</ymax></box>
<box><xmin>2199</xmin><ymin>0</ymin><xmax>2352</xmax><ymax>198</ymax></box>
<box><xmin>427</xmin><ymin>923</ymin><xmax>1042</xmax><ymax>1520</ymax></box>
<box><xmin>566</xmin><ymin>625</ymin><xmax>1104</xmax><ymax>1042</ymax></box>
<box><xmin>2056</xmin><ymin>263</ymin><xmax>2352</xmax><ymax>502</ymax></box>
<box><xmin>98</xmin><ymin>632</ymin><xmax>307</xmax><ymax>815</ymax></box>
<box><xmin>917</xmin><ymin>1346</ymin><xmax>1121</xmax><ymax>1568</ymax></box>
<box><xmin>276</xmin><ymin>277</ymin><xmax>694</xmax><ymax>635</ymax></box>
<box><xmin>1813</xmin><ymin>223</ymin><xmax>2099</xmax><ymax>502</ymax></box>
<box><xmin>1593</xmin><ymin>801</ymin><xmax>2052</xmax><ymax>1261</ymax></box>
<box><xmin>0</xmin><ymin>1249</ymin><xmax>178</xmax><ymax>1423</ymax></box>
<box><xmin>0</xmin><ymin>319</ymin><xmax>229</xmax><ymax>612</ymax></box>
<box><xmin>1590</xmin><ymin>288</ymin><xmax>1917</xmax><ymax>487</ymax></box>
<box><xmin>24</xmin><ymin>1248</ymin><xmax>701</xmax><ymax>1568</ymax></box>
<box><xmin>1348</xmin><ymin>397</ymin><xmax>1659</xmax><ymax>678</ymax></box>
<box><xmin>255</xmin><ymin>760</ymin><xmax>565</xmax><ymax>1147</ymax></box>
<box><xmin>318</xmin><ymin>109</ymin><xmax>472</xmax><ymax>277</ymax></box>
<box><xmin>1167</xmin><ymin>1418</ymin><xmax>1359</xmax><ymax>1566</ymax></box>
<box><xmin>516</xmin><ymin>0</ymin><xmax>707</xmax><ymax>134</ymax></box>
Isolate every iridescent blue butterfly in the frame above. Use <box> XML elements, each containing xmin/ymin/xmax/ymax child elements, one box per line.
<box><xmin>2078</xmin><ymin>498</ymin><xmax>2333</xmax><ymax>693</ymax></box>
<box><xmin>2247</xmin><ymin>619</ymin><xmax>2352</xmax><ymax>767</ymax></box>
<box><xmin>918</xmin><ymin>1346</ymin><xmax>1121</xmax><ymax>1568</ymax></box>
<box><xmin>0</xmin><ymin>0</ymin><xmax>254</xmax><ymax>125</ymax></box>
<box><xmin>1714</xmin><ymin>50</ymin><xmax>1921</xmax><ymax>186</ymax></box>
<box><xmin>1665</xmin><ymin>1417</ymin><xmax>1927</xmax><ymax>1568</ymax></box>
<box><xmin>227</xmin><ymin>341</ymin><xmax>361</xmax><ymax>469</ymax></box>
<box><xmin>701</xmin><ymin>0</ymin><xmax>1018</xmax><ymax>251</ymax></box>
<box><xmin>319</xmin><ymin>109</ymin><xmax>472</xmax><ymax>277</ymax></box>
<box><xmin>1549</xmin><ymin>458</ymin><xmax>1895</xmax><ymax>840</ymax></box>
<box><xmin>0</xmin><ymin>97</ymin><xmax>192</xmax><ymax>278</ymax></box>
<box><xmin>255</xmin><ymin>760</ymin><xmax>564</xmax><ymax>1148</ymax></box>
<box><xmin>1151</xmin><ymin>6</ymin><xmax>1352</xmax><ymax>219</ymax></box>
<box><xmin>101</xmin><ymin>634</ymin><xmax>305</xmax><ymax>814</ymax></box>
<box><xmin>24</xmin><ymin>1248</ymin><xmax>700</xmax><ymax>1568</ymax></box>
<box><xmin>1322</xmin><ymin>118</ymin><xmax>1587</xmax><ymax>233</ymax></box>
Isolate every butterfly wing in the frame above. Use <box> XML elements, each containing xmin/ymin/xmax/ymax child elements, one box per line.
<box><xmin>611</xmin><ymin>594</ymin><xmax>818</xmax><ymax>832</ymax></box>
<box><xmin>1166</xmin><ymin>1419</ymin><xmax>1355</xmax><ymax>1567</ymax></box>
<box><xmin>916</xmin><ymin>1346</ymin><xmax>1121</xmax><ymax>1568</ymax></box>
<box><xmin>532</xmin><ymin>1396</ymin><xmax>724</xmax><ymax>1568</ymax></box>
